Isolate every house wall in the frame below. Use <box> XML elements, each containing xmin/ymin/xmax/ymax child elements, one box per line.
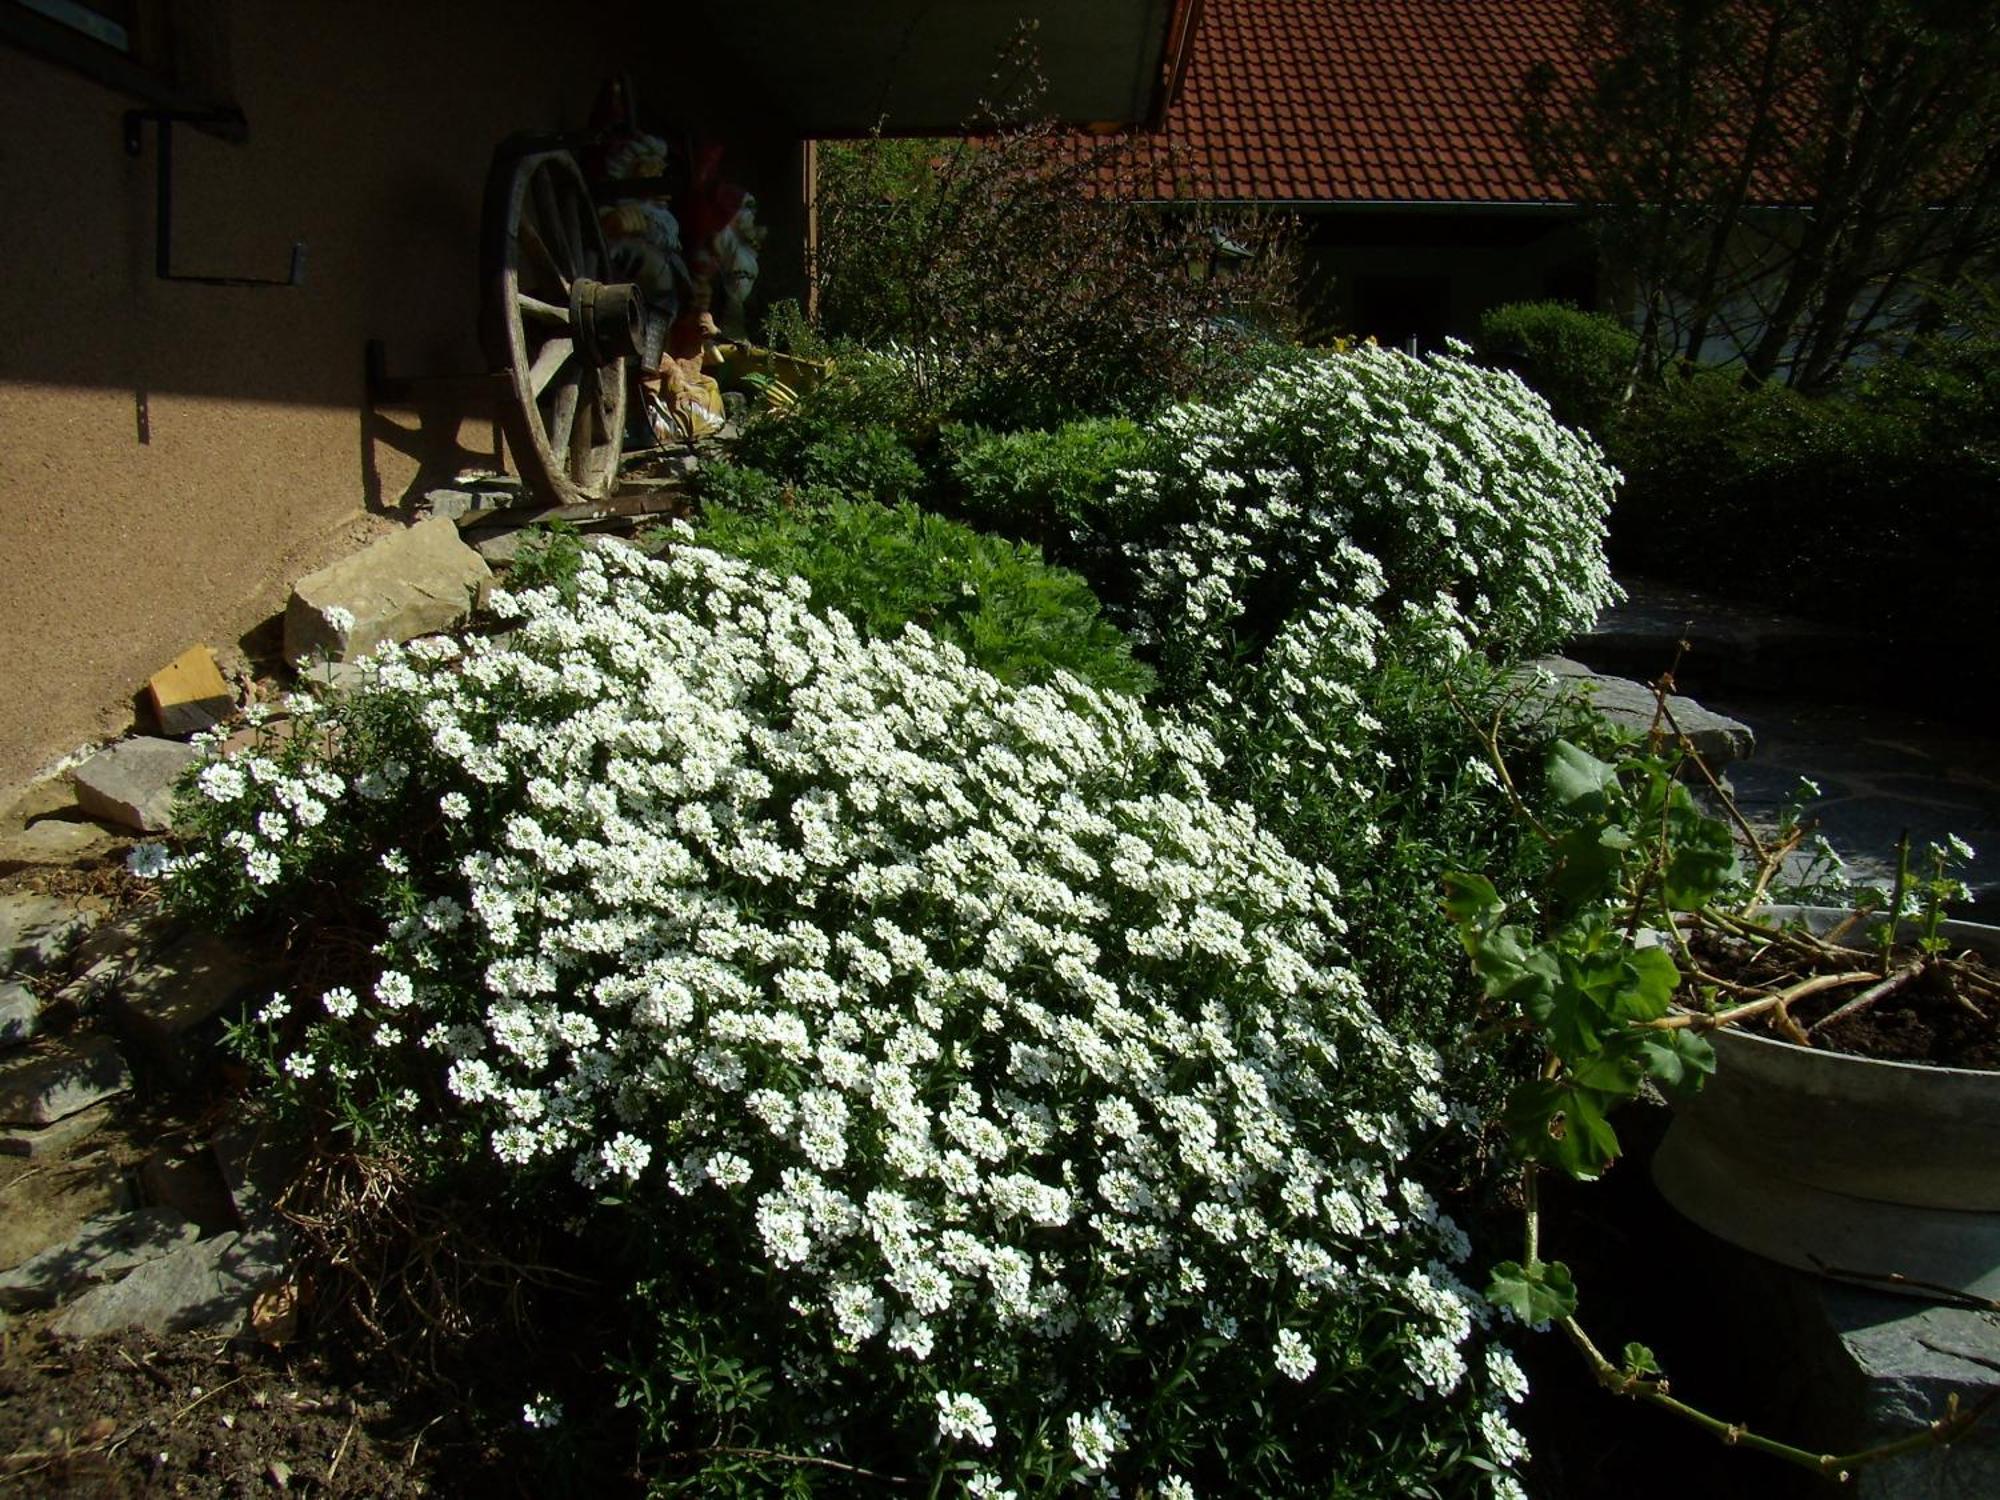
<box><xmin>0</xmin><ymin>4</ymin><xmax>804</xmax><ymax>799</ymax></box>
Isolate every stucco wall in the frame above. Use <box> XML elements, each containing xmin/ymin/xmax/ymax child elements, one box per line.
<box><xmin>0</xmin><ymin>3</ymin><xmax>703</xmax><ymax>796</ymax></box>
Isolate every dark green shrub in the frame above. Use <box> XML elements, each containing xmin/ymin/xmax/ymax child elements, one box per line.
<box><xmin>694</xmin><ymin>497</ymin><xmax>1155</xmax><ymax>698</ymax></box>
<box><xmin>1605</xmin><ymin>360</ymin><xmax>2000</xmax><ymax>689</ymax></box>
<box><xmin>791</xmin><ymin>422</ymin><xmax>926</xmax><ymax>504</ymax></box>
<box><xmin>730</xmin><ymin>348</ymin><xmax>935</xmax><ymax>492</ymax></box>
<box><xmin>940</xmin><ymin>417</ymin><xmax>1156</xmax><ymax>550</ymax></box>
<box><xmin>1477</xmin><ymin>301</ymin><xmax>1639</xmax><ymax>435</ymax></box>
<box><xmin>813</xmin><ymin>54</ymin><xmax>1298</xmax><ymax>429</ymax></box>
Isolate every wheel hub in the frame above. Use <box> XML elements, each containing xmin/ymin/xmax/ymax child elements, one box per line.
<box><xmin>569</xmin><ymin>277</ymin><xmax>643</xmax><ymax>368</ymax></box>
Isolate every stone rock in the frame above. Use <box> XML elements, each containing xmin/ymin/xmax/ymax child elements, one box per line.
<box><xmin>138</xmin><ymin>1144</ymin><xmax>242</xmax><ymax>1235</ymax></box>
<box><xmin>0</xmin><ymin>891</ymin><xmax>91</xmax><ymax>975</ymax></box>
<box><xmin>1515</xmin><ymin>657</ymin><xmax>1756</xmax><ymax>765</ymax></box>
<box><xmin>0</xmin><ymin>818</ymin><xmax>119</xmax><ymax>867</ymax></box>
<box><xmin>284</xmin><ymin>515</ymin><xmax>491</xmax><ymax>666</ymax></box>
<box><xmin>1798</xmin><ymin>1283</ymin><xmax>2000</xmax><ymax>1499</ymax></box>
<box><xmin>65</xmin><ymin>903</ymin><xmax>178</xmax><ymax>974</ymax></box>
<box><xmin>0</xmin><ymin>1035</ymin><xmax>131</xmax><ymax>1125</ymax></box>
<box><xmin>0</xmin><ymin>1099</ymin><xmax>114</xmax><ymax>1158</ymax></box>
<box><xmin>107</xmin><ymin>929</ymin><xmax>275</xmax><ymax>1087</ymax></box>
<box><xmin>295</xmin><ymin>658</ymin><xmax>371</xmax><ymax>696</ymax></box>
<box><xmin>211</xmin><ymin>1122</ymin><xmax>295</xmax><ymax>1232</ymax></box>
<box><xmin>469</xmin><ymin>529</ymin><xmax>524</xmax><ymax>567</ymax></box>
<box><xmin>1</xmin><ymin>979</ymin><xmax>41</xmax><ymax>1048</ymax></box>
<box><xmin>0</xmin><ymin>1207</ymin><xmax>200</xmax><ymax>1310</ymax></box>
<box><xmin>71</xmin><ymin>737</ymin><xmax>199</xmax><ymax>833</ymax></box>
<box><xmin>49</xmin><ymin>1225</ymin><xmax>287</xmax><ymax>1338</ymax></box>
<box><xmin>421</xmin><ymin>488</ymin><xmax>479</xmax><ymax>520</ymax></box>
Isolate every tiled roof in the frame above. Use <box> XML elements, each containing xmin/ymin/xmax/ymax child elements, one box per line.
<box><xmin>1138</xmin><ymin>0</ymin><xmax>1588</xmax><ymax>204</ymax></box>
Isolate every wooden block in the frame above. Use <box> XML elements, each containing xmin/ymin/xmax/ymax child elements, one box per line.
<box><xmin>146</xmin><ymin>647</ymin><xmax>233</xmax><ymax>737</ymax></box>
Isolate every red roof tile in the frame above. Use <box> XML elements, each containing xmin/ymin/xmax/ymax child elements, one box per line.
<box><xmin>1140</xmin><ymin>0</ymin><xmax>1586</xmax><ymax>204</ymax></box>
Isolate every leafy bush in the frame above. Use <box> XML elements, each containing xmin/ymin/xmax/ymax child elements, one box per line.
<box><xmin>694</xmin><ymin>497</ymin><xmax>1154</xmax><ymax>700</ymax></box>
<box><xmin>1605</xmin><ymin>363</ymin><xmax>2000</xmax><ymax>678</ymax></box>
<box><xmin>1119</xmin><ymin>344</ymin><xmax>1622</xmax><ymax>697</ymax></box>
<box><xmin>813</xmin><ymin>57</ymin><xmax>1298</xmax><ymax>429</ymax></box>
<box><xmin>1475</xmin><ymin>302</ymin><xmax>1639</xmax><ymax>436</ymax></box>
<box><xmin>153</xmin><ymin>541</ymin><xmax>1532</xmax><ymax>1497</ymax></box>
<box><xmin>941</xmin><ymin>417</ymin><xmax>1156</xmax><ymax>551</ymax></box>
<box><xmin>729</xmin><ymin>347</ymin><xmax>936</xmax><ymax>501</ymax></box>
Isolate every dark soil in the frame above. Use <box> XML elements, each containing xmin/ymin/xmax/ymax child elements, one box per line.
<box><xmin>0</xmin><ymin>1327</ymin><xmax>452</xmax><ymax>1496</ymax></box>
<box><xmin>1693</xmin><ymin>926</ymin><xmax>2000</xmax><ymax>1069</ymax></box>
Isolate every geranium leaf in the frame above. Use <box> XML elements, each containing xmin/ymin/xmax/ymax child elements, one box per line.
<box><xmin>1486</xmin><ymin>1258</ymin><xmax>1578</xmax><ymax>1326</ymax></box>
<box><xmin>1545</xmin><ymin>740</ymin><xmax>1619</xmax><ymax>814</ymax></box>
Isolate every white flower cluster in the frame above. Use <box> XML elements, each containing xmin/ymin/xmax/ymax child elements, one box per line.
<box><xmin>178</xmin><ymin>536</ymin><xmax>1528</xmax><ymax>1487</ymax></box>
<box><xmin>1122</xmin><ymin>343</ymin><xmax>1621</xmax><ymax>671</ymax></box>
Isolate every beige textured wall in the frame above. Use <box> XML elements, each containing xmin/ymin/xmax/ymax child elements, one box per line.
<box><xmin>0</xmin><ymin>4</ymin><xmax>645</xmax><ymax>796</ymax></box>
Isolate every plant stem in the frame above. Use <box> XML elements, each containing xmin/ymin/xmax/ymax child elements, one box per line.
<box><xmin>1652</xmin><ymin>697</ymin><xmax>1770</xmax><ymax>876</ymax></box>
<box><xmin>1805</xmin><ymin>961</ymin><xmax>1923</xmax><ymax>1037</ymax></box>
<box><xmin>670</xmin><ymin>1448</ymin><xmax>913</xmax><ymax>1486</ymax></box>
<box><xmin>1885</xmin><ymin>832</ymin><xmax>1912</xmax><ymax>972</ymax></box>
<box><xmin>1556</xmin><ymin>1314</ymin><xmax>1996</xmax><ymax>1480</ymax></box>
<box><xmin>1522</xmin><ymin>1164</ymin><xmax>1541</xmax><ymax>1268</ymax></box>
<box><xmin>1640</xmin><ymin>971</ymin><xmax>1877</xmax><ymax>1032</ymax></box>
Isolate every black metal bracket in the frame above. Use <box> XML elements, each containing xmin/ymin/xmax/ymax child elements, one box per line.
<box><xmin>123</xmin><ymin>108</ymin><xmax>306</xmax><ymax>287</ymax></box>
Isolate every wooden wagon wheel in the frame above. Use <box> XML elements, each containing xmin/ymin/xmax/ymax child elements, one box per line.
<box><xmin>481</xmin><ymin>143</ymin><xmax>639</xmax><ymax>506</ymax></box>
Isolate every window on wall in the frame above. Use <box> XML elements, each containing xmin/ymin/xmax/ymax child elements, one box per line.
<box><xmin>2</xmin><ymin>0</ymin><xmax>234</xmax><ymax>113</ymax></box>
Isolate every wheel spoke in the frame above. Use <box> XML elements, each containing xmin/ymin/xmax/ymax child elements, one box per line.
<box><xmin>569</xmin><ymin>382</ymin><xmax>594</xmax><ymax>481</ymax></box>
<box><xmin>530</xmin><ymin>170</ymin><xmax>576</xmax><ymax>279</ymax></box>
<box><xmin>517</xmin><ymin>293</ymin><xmax>570</xmax><ymax>326</ymax></box>
<box><xmin>518</xmin><ymin>220</ymin><xmax>569</xmax><ymax>294</ymax></box>
<box><xmin>547</xmin><ymin>372</ymin><xmax>580</xmax><ymax>466</ymax></box>
<box><xmin>527</xmin><ymin>336</ymin><xmax>573</xmax><ymax>398</ymax></box>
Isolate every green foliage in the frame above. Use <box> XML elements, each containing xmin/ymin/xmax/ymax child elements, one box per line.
<box><xmin>940</xmin><ymin>417</ymin><xmax>1156</xmax><ymax>551</ymax></box>
<box><xmin>694</xmin><ymin>497</ymin><xmax>1154</xmax><ymax>698</ymax></box>
<box><xmin>758</xmin><ymin>297</ymin><xmax>833</xmax><ymax>361</ymax></box>
<box><xmin>1605</xmin><ymin>359</ymin><xmax>2000</xmax><ymax>664</ymax></box>
<box><xmin>812</xmin><ymin>56</ymin><xmax>1298</xmax><ymax>429</ymax></box>
<box><xmin>507</xmin><ymin>520</ymin><xmax>588</xmax><ymax>601</ymax></box>
<box><xmin>1447</xmin><ymin>736</ymin><xmax>1738</xmax><ymax>1181</ymax></box>
<box><xmin>1485</xmin><ymin>1260</ymin><xmax>1578</xmax><ymax>1329</ymax></box>
<box><xmin>1476</xmin><ymin>301</ymin><xmax>1640</xmax><ymax>436</ymax></box>
<box><xmin>729</xmin><ymin>349</ymin><xmax>935</xmax><ymax>502</ymax></box>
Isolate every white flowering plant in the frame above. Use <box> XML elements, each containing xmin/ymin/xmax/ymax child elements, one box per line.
<box><xmin>152</xmin><ymin>536</ymin><xmax>1534</xmax><ymax>1495</ymax></box>
<box><xmin>1111</xmin><ymin>342</ymin><xmax>1621</xmax><ymax>696</ymax></box>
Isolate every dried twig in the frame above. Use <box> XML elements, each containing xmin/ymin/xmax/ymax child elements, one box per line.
<box><xmin>1807</xmin><ymin>962</ymin><xmax>1925</xmax><ymax>1037</ymax></box>
<box><xmin>1643</xmin><ymin>970</ymin><xmax>1878</xmax><ymax>1035</ymax></box>
<box><xmin>172</xmin><ymin>1373</ymin><xmax>248</xmax><ymax>1421</ymax></box>
<box><xmin>668</xmin><ymin>1447</ymin><xmax>913</xmax><ymax>1486</ymax></box>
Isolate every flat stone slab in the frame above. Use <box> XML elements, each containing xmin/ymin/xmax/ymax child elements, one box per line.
<box><xmin>71</xmin><ymin>737</ymin><xmax>198</xmax><ymax>833</ymax></box>
<box><xmin>1817</xmin><ymin>1286</ymin><xmax>2000</xmax><ymax>1499</ymax></box>
<box><xmin>0</xmin><ymin>1035</ymin><xmax>131</xmax><ymax>1125</ymax></box>
<box><xmin>0</xmin><ymin>979</ymin><xmax>41</xmax><ymax>1048</ymax></box>
<box><xmin>1517</xmin><ymin>656</ymin><xmax>1756</xmax><ymax>765</ymax></box>
<box><xmin>0</xmin><ymin>1099</ymin><xmax>114</xmax><ymax>1158</ymax></box>
<box><xmin>469</xmin><ymin>530</ymin><xmax>525</xmax><ymax>567</ymax></box>
<box><xmin>50</xmin><ymin>1225</ymin><xmax>286</xmax><ymax>1338</ymax></box>
<box><xmin>0</xmin><ymin>1207</ymin><xmax>199</xmax><ymax>1310</ymax></box>
<box><xmin>0</xmin><ymin>818</ymin><xmax>119</xmax><ymax>867</ymax></box>
<box><xmin>108</xmin><ymin>929</ymin><xmax>274</xmax><ymax>1086</ymax></box>
<box><xmin>284</xmin><ymin>515</ymin><xmax>490</xmax><ymax>667</ymax></box>
<box><xmin>0</xmin><ymin>891</ymin><xmax>91</xmax><ymax>977</ymax></box>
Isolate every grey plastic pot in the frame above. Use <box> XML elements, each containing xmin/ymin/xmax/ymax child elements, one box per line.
<box><xmin>1651</xmin><ymin>907</ymin><xmax>2000</xmax><ymax>1299</ymax></box>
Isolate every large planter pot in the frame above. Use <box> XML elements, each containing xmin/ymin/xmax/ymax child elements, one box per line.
<box><xmin>1652</xmin><ymin>908</ymin><xmax>2000</xmax><ymax>1299</ymax></box>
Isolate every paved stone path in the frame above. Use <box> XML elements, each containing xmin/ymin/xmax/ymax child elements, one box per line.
<box><xmin>1576</xmin><ymin>577</ymin><xmax>2000</xmax><ymax>919</ymax></box>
